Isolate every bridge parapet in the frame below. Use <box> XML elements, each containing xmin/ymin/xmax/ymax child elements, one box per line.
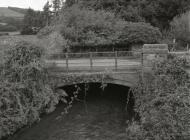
<box><xmin>46</xmin><ymin>44</ymin><xmax>190</xmax><ymax>87</ymax></box>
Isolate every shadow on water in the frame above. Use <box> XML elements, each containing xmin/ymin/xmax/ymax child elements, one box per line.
<box><xmin>7</xmin><ymin>83</ymin><xmax>136</xmax><ymax>140</ymax></box>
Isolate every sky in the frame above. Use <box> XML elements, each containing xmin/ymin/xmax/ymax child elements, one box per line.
<box><xmin>0</xmin><ymin>0</ymin><xmax>49</xmax><ymax>10</ymax></box>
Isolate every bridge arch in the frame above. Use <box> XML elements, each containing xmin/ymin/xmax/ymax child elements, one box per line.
<box><xmin>57</xmin><ymin>82</ymin><xmax>136</xmax><ymax>121</ymax></box>
<box><xmin>52</xmin><ymin>71</ymin><xmax>140</xmax><ymax>89</ymax></box>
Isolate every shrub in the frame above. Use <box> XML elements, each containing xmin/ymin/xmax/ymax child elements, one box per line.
<box><xmin>57</xmin><ymin>5</ymin><xmax>125</xmax><ymax>50</ymax></box>
<box><xmin>0</xmin><ymin>41</ymin><xmax>66</xmax><ymax>139</ymax></box>
<box><xmin>127</xmin><ymin>56</ymin><xmax>190</xmax><ymax>140</ymax></box>
<box><xmin>170</xmin><ymin>12</ymin><xmax>190</xmax><ymax>47</ymax></box>
<box><xmin>118</xmin><ymin>22</ymin><xmax>162</xmax><ymax>45</ymax></box>
<box><xmin>21</xmin><ymin>26</ymin><xmax>39</xmax><ymax>35</ymax></box>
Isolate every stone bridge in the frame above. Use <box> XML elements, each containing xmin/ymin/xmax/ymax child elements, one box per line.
<box><xmin>46</xmin><ymin>44</ymin><xmax>190</xmax><ymax>88</ymax></box>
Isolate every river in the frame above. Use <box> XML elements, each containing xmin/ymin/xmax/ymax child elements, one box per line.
<box><xmin>7</xmin><ymin>83</ymin><xmax>134</xmax><ymax>140</ymax></box>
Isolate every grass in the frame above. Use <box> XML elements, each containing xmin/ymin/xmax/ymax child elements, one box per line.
<box><xmin>0</xmin><ymin>7</ymin><xmax>24</xmax><ymax>18</ymax></box>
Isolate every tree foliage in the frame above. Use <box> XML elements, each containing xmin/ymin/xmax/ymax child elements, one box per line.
<box><xmin>58</xmin><ymin>5</ymin><xmax>124</xmax><ymax>48</ymax></box>
<box><xmin>65</xmin><ymin>0</ymin><xmax>190</xmax><ymax>29</ymax></box>
<box><xmin>118</xmin><ymin>22</ymin><xmax>162</xmax><ymax>45</ymax></box>
<box><xmin>43</xmin><ymin>1</ymin><xmax>52</xmax><ymax>26</ymax></box>
<box><xmin>171</xmin><ymin>12</ymin><xmax>190</xmax><ymax>46</ymax></box>
<box><xmin>21</xmin><ymin>8</ymin><xmax>45</xmax><ymax>35</ymax></box>
<box><xmin>48</xmin><ymin>5</ymin><xmax>161</xmax><ymax>51</ymax></box>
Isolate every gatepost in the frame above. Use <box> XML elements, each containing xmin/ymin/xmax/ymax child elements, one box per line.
<box><xmin>142</xmin><ymin>44</ymin><xmax>168</xmax><ymax>69</ymax></box>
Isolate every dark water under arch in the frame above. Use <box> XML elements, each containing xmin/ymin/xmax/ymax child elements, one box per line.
<box><xmin>7</xmin><ymin>83</ymin><xmax>135</xmax><ymax>140</ymax></box>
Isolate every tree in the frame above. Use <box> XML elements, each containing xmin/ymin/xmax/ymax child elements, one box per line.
<box><xmin>21</xmin><ymin>8</ymin><xmax>44</xmax><ymax>34</ymax></box>
<box><xmin>170</xmin><ymin>12</ymin><xmax>190</xmax><ymax>47</ymax></box>
<box><xmin>65</xmin><ymin>0</ymin><xmax>190</xmax><ymax>29</ymax></box>
<box><xmin>131</xmin><ymin>0</ymin><xmax>190</xmax><ymax>29</ymax></box>
<box><xmin>52</xmin><ymin>0</ymin><xmax>62</xmax><ymax>16</ymax></box>
<box><xmin>43</xmin><ymin>1</ymin><xmax>52</xmax><ymax>26</ymax></box>
<box><xmin>118</xmin><ymin>22</ymin><xmax>162</xmax><ymax>45</ymax></box>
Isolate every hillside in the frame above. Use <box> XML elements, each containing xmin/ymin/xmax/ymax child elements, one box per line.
<box><xmin>0</xmin><ymin>7</ymin><xmax>24</xmax><ymax>19</ymax></box>
<box><xmin>8</xmin><ymin>7</ymin><xmax>28</xmax><ymax>15</ymax></box>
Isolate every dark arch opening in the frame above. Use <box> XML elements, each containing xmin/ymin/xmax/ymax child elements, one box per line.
<box><xmin>7</xmin><ymin>83</ymin><xmax>138</xmax><ymax>140</ymax></box>
<box><xmin>59</xmin><ymin>82</ymin><xmax>136</xmax><ymax>121</ymax></box>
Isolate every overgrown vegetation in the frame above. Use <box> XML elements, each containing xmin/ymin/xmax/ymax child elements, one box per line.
<box><xmin>0</xmin><ymin>41</ymin><xmax>67</xmax><ymax>139</ymax></box>
<box><xmin>126</xmin><ymin>56</ymin><xmax>190</xmax><ymax>140</ymax></box>
<box><xmin>40</xmin><ymin>5</ymin><xmax>161</xmax><ymax>52</ymax></box>
<box><xmin>118</xmin><ymin>22</ymin><xmax>161</xmax><ymax>45</ymax></box>
<box><xmin>170</xmin><ymin>12</ymin><xmax>190</xmax><ymax>47</ymax></box>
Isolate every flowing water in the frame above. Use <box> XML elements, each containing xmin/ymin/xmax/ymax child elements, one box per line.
<box><xmin>7</xmin><ymin>83</ymin><xmax>134</xmax><ymax>140</ymax></box>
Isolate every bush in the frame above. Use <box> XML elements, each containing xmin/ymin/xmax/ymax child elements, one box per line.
<box><xmin>171</xmin><ymin>12</ymin><xmax>190</xmax><ymax>47</ymax></box>
<box><xmin>57</xmin><ymin>5</ymin><xmax>126</xmax><ymax>50</ymax></box>
<box><xmin>127</xmin><ymin>56</ymin><xmax>190</xmax><ymax>140</ymax></box>
<box><xmin>0</xmin><ymin>41</ymin><xmax>66</xmax><ymax>139</ymax></box>
<box><xmin>21</xmin><ymin>26</ymin><xmax>39</xmax><ymax>35</ymax></box>
<box><xmin>118</xmin><ymin>22</ymin><xmax>162</xmax><ymax>45</ymax></box>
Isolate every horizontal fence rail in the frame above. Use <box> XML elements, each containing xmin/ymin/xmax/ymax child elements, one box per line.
<box><xmin>45</xmin><ymin>50</ymin><xmax>190</xmax><ymax>73</ymax></box>
<box><xmin>46</xmin><ymin>51</ymin><xmax>143</xmax><ymax>73</ymax></box>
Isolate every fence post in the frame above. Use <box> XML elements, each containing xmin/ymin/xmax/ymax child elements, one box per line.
<box><xmin>115</xmin><ymin>51</ymin><xmax>118</xmax><ymax>71</ymax></box>
<box><xmin>141</xmin><ymin>51</ymin><xmax>144</xmax><ymax>76</ymax></box>
<box><xmin>141</xmin><ymin>51</ymin><xmax>144</xmax><ymax>90</ymax></box>
<box><xmin>187</xmin><ymin>44</ymin><xmax>189</xmax><ymax>52</ymax></box>
<box><xmin>90</xmin><ymin>52</ymin><xmax>93</xmax><ymax>71</ymax></box>
<box><xmin>66</xmin><ymin>53</ymin><xmax>69</xmax><ymax>73</ymax></box>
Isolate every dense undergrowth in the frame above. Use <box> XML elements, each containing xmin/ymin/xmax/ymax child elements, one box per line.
<box><xmin>126</xmin><ymin>56</ymin><xmax>190</xmax><ymax>140</ymax></box>
<box><xmin>0</xmin><ymin>41</ymin><xmax>67</xmax><ymax>139</ymax></box>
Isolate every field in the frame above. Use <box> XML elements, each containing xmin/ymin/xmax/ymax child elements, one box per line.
<box><xmin>0</xmin><ymin>7</ymin><xmax>24</xmax><ymax>18</ymax></box>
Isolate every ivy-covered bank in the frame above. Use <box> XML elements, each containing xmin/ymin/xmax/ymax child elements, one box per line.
<box><xmin>126</xmin><ymin>55</ymin><xmax>190</xmax><ymax>140</ymax></box>
<box><xmin>0</xmin><ymin>41</ymin><xmax>67</xmax><ymax>139</ymax></box>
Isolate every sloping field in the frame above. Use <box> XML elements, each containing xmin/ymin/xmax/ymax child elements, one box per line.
<box><xmin>0</xmin><ymin>7</ymin><xmax>24</xmax><ymax>18</ymax></box>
